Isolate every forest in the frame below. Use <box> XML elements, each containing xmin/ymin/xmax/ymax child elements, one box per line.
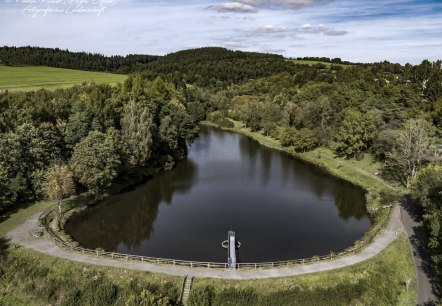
<box><xmin>1</xmin><ymin>46</ymin><xmax>442</xmax><ymax>291</ymax></box>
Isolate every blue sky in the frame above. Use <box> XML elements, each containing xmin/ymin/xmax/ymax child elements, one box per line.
<box><xmin>1</xmin><ymin>0</ymin><xmax>441</xmax><ymax>63</ymax></box>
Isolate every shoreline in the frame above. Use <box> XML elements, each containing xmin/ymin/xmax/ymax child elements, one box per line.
<box><xmin>200</xmin><ymin>120</ymin><xmax>394</xmax><ymax>245</ymax></box>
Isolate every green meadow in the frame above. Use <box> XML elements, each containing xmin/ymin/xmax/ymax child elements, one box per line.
<box><xmin>0</xmin><ymin>65</ymin><xmax>127</xmax><ymax>92</ymax></box>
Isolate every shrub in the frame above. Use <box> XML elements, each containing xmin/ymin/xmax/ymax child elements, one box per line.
<box><xmin>379</xmin><ymin>189</ymin><xmax>400</xmax><ymax>206</ymax></box>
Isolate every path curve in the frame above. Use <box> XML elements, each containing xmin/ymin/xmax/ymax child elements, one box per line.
<box><xmin>7</xmin><ymin>205</ymin><xmax>404</xmax><ymax>279</ymax></box>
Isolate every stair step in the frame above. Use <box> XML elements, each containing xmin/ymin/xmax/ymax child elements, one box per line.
<box><xmin>181</xmin><ymin>276</ymin><xmax>194</xmax><ymax>306</ymax></box>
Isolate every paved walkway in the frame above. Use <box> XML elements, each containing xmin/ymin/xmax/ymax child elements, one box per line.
<box><xmin>7</xmin><ymin>205</ymin><xmax>404</xmax><ymax>279</ymax></box>
<box><xmin>400</xmin><ymin>199</ymin><xmax>439</xmax><ymax>305</ymax></box>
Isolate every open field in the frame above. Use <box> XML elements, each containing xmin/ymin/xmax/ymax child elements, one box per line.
<box><xmin>288</xmin><ymin>59</ymin><xmax>353</xmax><ymax>68</ymax></box>
<box><xmin>0</xmin><ymin>65</ymin><xmax>127</xmax><ymax>92</ymax></box>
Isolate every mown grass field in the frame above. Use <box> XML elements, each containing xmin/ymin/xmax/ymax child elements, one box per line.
<box><xmin>289</xmin><ymin>59</ymin><xmax>353</xmax><ymax>68</ymax></box>
<box><xmin>0</xmin><ymin>65</ymin><xmax>127</xmax><ymax>92</ymax></box>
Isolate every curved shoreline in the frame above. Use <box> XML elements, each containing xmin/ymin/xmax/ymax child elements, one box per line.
<box><xmin>7</xmin><ymin>204</ymin><xmax>404</xmax><ymax>279</ymax></box>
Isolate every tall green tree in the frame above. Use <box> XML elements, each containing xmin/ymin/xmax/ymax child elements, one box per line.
<box><xmin>159</xmin><ymin>116</ymin><xmax>178</xmax><ymax>152</ymax></box>
<box><xmin>334</xmin><ymin>109</ymin><xmax>376</xmax><ymax>157</ymax></box>
<box><xmin>120</xmin><ymin>99</ymin><xmax>154</xmax><ymax>168</ymax></box>
<box><xmin>64</xmin><ymin>103</ymin><xmax>93</xmax><ymax>149</ymax></box>
<box><xmin>293</xmin><ymin>128</ymin><xmax>318</xmax><ymax>152</ymax></box>
<box><xmin>0</xmin><ymin>131</ymin><xmax>27</xmax><ymax>210</ymax></box>
<box><xmin>69</xmin><ymin>130</ymin><xmax>120</xmax><ymax>195</ymax></box>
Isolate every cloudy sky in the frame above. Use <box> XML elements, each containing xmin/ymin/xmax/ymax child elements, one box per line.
<box><xmin>1</xmin><ymin>0</ymin><xmax>441</xmax><ymax>63</ymax></box>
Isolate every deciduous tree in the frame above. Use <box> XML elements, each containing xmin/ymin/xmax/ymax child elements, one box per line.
<box><xmin>387</xmin><ymin>119</ymin><xmax>433</xmax><ymax>188</ymax></box>
<box><xmin>120</xmin><ymin>99</ymin><xmax>154</xmax><ymax>168</ymax></box>
<box><xmin>69</xmin><ymin>130</ymin><xmax>120</xmax><ymax>195</ymax></box>
<box><xmin>42</xmin><ymin>164</ymin><xmax>75</xmax><ymax>215</ymax></box>
<box><xmin>334</xmin><ymin>109</ymin><xmax>376</xmax><ymax>158</ymax></box>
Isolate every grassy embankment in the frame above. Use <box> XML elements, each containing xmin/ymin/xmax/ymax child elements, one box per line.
<box><xmin>189</xmin><ymin>236</ymin><xmax>416</xmax><ymax>306</ymax></box>
<box><xmin>0</xmin><ymin>245</ymin><xmax>181</xmax><ymax>306</ymax></box>
<box><xmin>0</xmin><ymin>65</ymin><xmax>127</xmax><ymax>92</ymax></box>
<box><xmin>0</xmin><ymin>199</ymin><xmax>416</xmax><ymax>305</ymax></box>
<box><xmin>0</xmin><ymin>199</ymin><xmax>181</xmax><ymax>305</ymax></box>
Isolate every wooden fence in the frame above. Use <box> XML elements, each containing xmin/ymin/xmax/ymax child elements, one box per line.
<box><xmin>39</xmin><ymin>208</ymin><xmax>389</xmax><ymax>270</ymax></box>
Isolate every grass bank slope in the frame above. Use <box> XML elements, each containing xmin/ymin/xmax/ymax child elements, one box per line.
<box><xmin>0</xmin><ymin>65</ymin><xmax>127</xmax><ymax>92</ymax></box>
<box><xmin>190</xmin><ymin>236</ymin><xmax>416</xmax><ymax>306</ymax></box>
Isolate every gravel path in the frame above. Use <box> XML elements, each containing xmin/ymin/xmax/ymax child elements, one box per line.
<box><xmin>7</xmin><ymin>205</ymin><xmax>404</xmax><ymax>280</ymax></box>
<box><xmin>400</xmin><ymin>199</ymin><xmax>439</xmax><ymax>305</ymax></box>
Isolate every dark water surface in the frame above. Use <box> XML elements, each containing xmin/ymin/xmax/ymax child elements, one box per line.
<box><xmin>66</xmin><ymin>125</ymin><xmax>371</xmax><ymax>262</ymax></box>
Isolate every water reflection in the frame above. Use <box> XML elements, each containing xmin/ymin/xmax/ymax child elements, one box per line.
<box><xmin>66</xmin><ymin>125</ymin><xmax>371</xmax><ymax>262</ymax></box>
<box><xmin>66</xmin><ymin>159</ymin><xmax>198</xmax><ymax>251</ymax></box>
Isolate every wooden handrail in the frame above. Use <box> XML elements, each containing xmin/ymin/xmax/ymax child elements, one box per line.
<box><xmin>39</xmin><ymin>207</ymin><xmax>389</xmax><ymax>270</ymax></box>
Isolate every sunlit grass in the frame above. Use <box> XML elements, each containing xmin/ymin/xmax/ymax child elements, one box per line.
<box><xmin>192</xmin><ymin>236</ymin><xmax>417</xmax><ymax>305</ymax></box>
<box><xmin>0</xmin><ymin>65</ymin><xmax>127</xmax><ymax>92</ymax></box>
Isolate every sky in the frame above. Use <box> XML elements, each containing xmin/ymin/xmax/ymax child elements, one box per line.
<box><xmin>0</xmin><ymin>0</ymin><xmax>441</xmax><ymax>64</ymax></box>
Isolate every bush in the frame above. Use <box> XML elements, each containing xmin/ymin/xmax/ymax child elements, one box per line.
<box><xmin>219</xmin><ymin>118</ymin><xmax>234</xmax><ymax>128</ymax></box>
<box><xmin>379</xmin><ymin>189</ymin><xmax>400</xmax><ymax>206</ymax></box>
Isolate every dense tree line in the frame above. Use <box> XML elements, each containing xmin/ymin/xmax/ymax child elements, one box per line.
<box><xmin>146</xmin><ymin>47</ymin><xmax>302</xmax><ymax>88</ymax></box>
<box><xmin>0</xmin><ymin>46</ymin><xmax>158</xmax><ymax>73</ymax></box>
<box><xmin>0</xmin><ymin>74</ymin><xmax>198</xmax><ymax>213</ymax></box>
<box><xmin>295</xmin><ymin>56</ymin><xmax>353</xmax><ymax>65</ymax></box>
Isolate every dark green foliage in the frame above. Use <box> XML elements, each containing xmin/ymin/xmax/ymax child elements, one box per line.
<box><xmin>207</xmin><ymin>111</ymin><xmax>234</xmax><ymax>128</ymax></box>
<box><xmin>148</xmin><ymin>47</ymin><xmax>299</xmax><ymax>88</ymax></box>
<box><xmin>292</xmin><ymin>128</ymin><xmax>318</xmax><ymax>152</ymax></box>
<box><xmin>0</xmin><ymin>46</ymin><xmax>158</xmax><ymax>73</ymax></box>
<box><xmin>411</xmin><ymin>165</ymin><xmax>442</xmax><ymax>285</ymax></box>
<box><xmin>279</xmin><ymin>127</ymin><xmax>318</xmax><ymax>152</ymax></box>
<box><xmin>0</xmin><ymin>73</ymin><xmax>197</xmax><ymax>212</ymax></box>
<box><xmin>379</xmin><ymin>189</ymin><xmax>400</xmax><ymax>206</ymax></box>
<box><xmin>0</xmin><ymin>122</ymin><xmax>65</xmax><ymax>211</ymax></box>
<box><xmin>280</xmin><ymin>127</ymin><xmax>297</xmax><ymax>147</ymax></box>
<box><xmin>69</xmin><ymin>130</ymin><xmax>121</xmax><ymax>193</ymax></box>
<box><xmin>334</xmin><ymin>109</ymin><xmax>376</xmax><ymax>157</ymax></box>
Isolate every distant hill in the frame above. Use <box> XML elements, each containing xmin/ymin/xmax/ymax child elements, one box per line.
<box><xmin>146</xmin><ymin>47</ymin><xmax>300</xmax><ymax>86</ymax></box>
<box><xmin>0</xmin><ymin>46</ymin><xmax>159</xmax><ymax>73</ymax></box>
<box><xmin>0</xmin><ymin>46</ymin><xmax>306</xmax><ymax>87</ymax></box>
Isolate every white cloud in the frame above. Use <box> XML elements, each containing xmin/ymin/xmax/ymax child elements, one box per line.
<box><xmin>242</xmin><ymin>0</ymin><xmax>320</xmax><ymax>9</ymax></box>
<box><xmin>246</xmin><ymin>24</ymin><xmax>288</xmax><ymax>34</ymax></box>
<box><xmin>300</xmin><ymin>24</ymin><xmax>349</xmax><ymax>35</ymax></box>
<box><xmin>208</xmin><ymin>2</ymin><xmax>257</xmax><ymax>13</ymax></box>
